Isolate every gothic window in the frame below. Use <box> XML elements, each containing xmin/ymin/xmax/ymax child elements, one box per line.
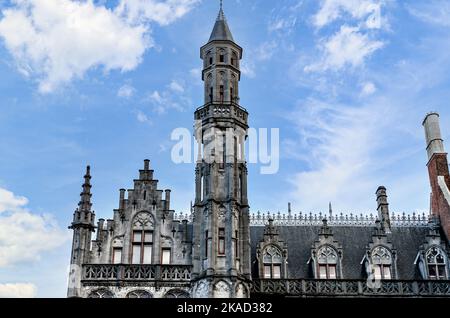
<box><xmin>131</xmin><ymin>212</ymin><xmax>154</xmax><ymax>264</ymax></box>
<box><xmin>200</xmin><ymin>176</ymin><xmax>204</xmax><ymax>201</ymax></box>
<box><xmin>263</xmin><ymin>246</ymin><xmax>283</xmax><ymax>279</ymax></box>
<box><xmin>161</xmin><ymin>248</ymin><xmax>171</xmax><ymax>264</ymax></box>
<box><xmin>143</xmin><ymin>190</ymin><xmax>146</xmax><ymax>200</ymax></box>
<box><xmin>235</xmin><ymin>230</ymin><xmax>239</xmax><ymax>258</ymax></box>
<box><xmin>88</xmin><ymin>289</ymin><xmax>114</xmax><ymax>298</ymax></box>
<box><xmin>231</xmin><ymin>51</ymin><xmax>238</xmax><ymax>67</ymax></box>
<box><xmin>218</xmin><ymin>228</ymin><xmax>226</xmax><ymax>255</ymax></box>
<box><xmin>112</xmin><ymin>248</ymin><xmax>122</xmax><ymax>264</ymax></box>
<box><xmin>220</xmin><ymin>54</ymin><xmax>225</xmax><ymax>63</ymax></box>
<box><xmin>426</xmin><ymin>247</ymin><xmax>448</xmax><ymax>279</ymax></box>
<box><xmin>219</xmin><ymin>85</ymin><xmax>224</xmax><ymax>103</ymax></box>
<box><xmin>206</xmin><ymin>74</ymin><xmax>213</xmax><ymax>103</ymax></box>
<box><xmin>126</xmin><ymin>290</ymin><xmax>152</xmax><ymax>298</ymax></box>
<box><xmin>371</xmin><ymin>246</ymin><xmax>392</xmax><ymax>280</ymax></box>
<box><xmin>204</xmin><ymin>230</ymin><xmax>208</xmax><ymax>258</ymax></box>
<box><xmin>317</xmin><ymin>246</ymin><xmax>338</xmax><ymax>279</ymax></box>
<box><xmin>164</xmin><ymin>289</ymin><xmax>190</xmax><ymax>298</ymax></box>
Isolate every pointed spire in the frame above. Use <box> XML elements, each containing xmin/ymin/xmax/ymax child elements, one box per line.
<box><xmin>329</xmin><ymin>202</ymin><xmax>333</xmax><ymax>215</ymax></box>
<box><xmin>208</xmin><ymin>1</ymin><xmax>234</xmax><ymax>42</ymax></box>
<box><xmin>78</xmin><ymin>165</ymin><xmax>92</xmax><ymax>212</ymax></box>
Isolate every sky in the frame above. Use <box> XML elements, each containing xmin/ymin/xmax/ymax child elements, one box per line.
<box><xmin>0</xmin><ymin>0</ymin><xmax>450</xmax><ymax>297</ymax></box>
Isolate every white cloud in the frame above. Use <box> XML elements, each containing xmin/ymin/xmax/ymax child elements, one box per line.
<box><xmin>0</xmin><ymin>283</ymin><xmax>37</xmax><ymax>298</ymax></box>
<box><xmin>169</xmin><ymin>80</ymin><xmax>184</xmax><ymax>93</ymax></box>
<box><xmin>407</xmin><ymin>1</ymin><xmax>450</xmax><ymax>27</ymax></box>
<box><xmin>287</xmin><ymin>99</ymin><xmax>387</xmax><ymax>212</ymax></box>
<box><xmin>361</xmin><ymin>81</ymin><xmax>376</xmax><ymax>96</ymax></box>
<box><xmin>241</xmin><ymin>41</ymin><xmax>277</xmax><ymax>78</ymax></box>
<box><xmin>0</xmin><ymin>187</ymin><xmax>68</xmax><ymax>267</ymax></box>
<box><xmin>136</xmin><ymin>110</ymin><xmax>151</xmax><ymax>124</ymax></box>
<box><xmin>240</xmin><ymin>61</ymin><xmax>256</xmax><ymax>79</ymax></box>
<box><xmin>313</xmin><ymin>0</ymin><xmax>382</xmax><ymax>29</ymax></box>
<box><xmin>305</xmin><ymin>25</ymin><xmax>384</xmax><ymax>72</ymax></box>
<box><xmin>0</xmin><ymin>188</ymin><xmax>28</xmax><ymax>213</ymax></box>
<box><xmin>117</xmin><ymin>84</ymin><xmax>136</xmax><ymax>98</ymax></box>
<box><xmin>147</xmin><ymin>79</ymin><xmax>190</xmax><ymax>114</ymax></box>
<box><xmin>115</xmin><ymin>0</ymin><xmax>200</xmax><ymax>26</ymax></box>
<box><xmin>0</xmin><ymin>0</ymin><xmax>200</xmax><ymax>93</ymax></box>
<box><xmin>189</xmin><ymin>68</ymin><xmax>201</xmax><ymax>78</ymax></box>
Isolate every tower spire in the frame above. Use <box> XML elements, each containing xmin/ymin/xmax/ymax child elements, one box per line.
<box><xmin>78</xmin><ymin>165</ymin><xmax>92</xmax><ymax>212</ymax></box>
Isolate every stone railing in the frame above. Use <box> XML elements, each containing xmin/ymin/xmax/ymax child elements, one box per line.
<box><xmin>251</xmin><ymin>279</ymin><xmax>450</xmax><ymax>297</ymax></box>
<box><xmin>194</xmin><ymin>102</ymin><xmax>248</xmax><ymax>125</ymax></box>
<box><xmin>249</xmin><ymin>211</ymin><xmax>430</xmax><ymax>227</ymax></box>
<box><xmin>173</xmin><ymin>211</ymin><xmax>430</xmax><ymax>227</ymax></box>
<box><xmin>173</xmin><ymin>212</ymin><xmax>193</xmax><ymax>222</ymax></box>
<box><xmin>82</xmin><ymin>264</ymin><xmax>192</xmax><ymax>282</ymax></box>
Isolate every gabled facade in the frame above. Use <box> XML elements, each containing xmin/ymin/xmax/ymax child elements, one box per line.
<box><xmin>67</xmin><ymin>8</ymin><xmax>450</xmax><ymax>298</ymax></box>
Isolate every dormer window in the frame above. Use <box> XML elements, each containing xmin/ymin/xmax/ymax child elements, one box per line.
<box><xmin>371</xmin><ymin>246</ymin><xmax>392</xmax><ymax>280</ymax></box>
<box><xmin>426</xmin><ymin>247</ymin><xmax>448</xmax><ymax>280</ymax></box>
<box><xmin>317</xmin><ymin>246</ymin><xmax>338</xmax><ymax>279</ymax></box>
<box><xmin>262</xmin><ymin>246</ymin><xmax>283</xmax><ymax>279</ymax></box>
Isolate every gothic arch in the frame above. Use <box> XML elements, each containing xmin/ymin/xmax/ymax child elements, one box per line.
<box><xmin>132</xmin><ymin>211</ymin><xmax>155</xmax><ymax>230</ymax></box>
<box><xmin>164</xmin><ymin>289</ymin><xmax>190</xmax><ymax>298</ymax></box>
<box><xmin>126</xmin><ymin>290</ymin><xmax>152</xmax><ymax>298</ymax></box>
<box><xmin>88</xmin><ymin>288</ymin><xmax>114</xmax><ymax>298</ymax></box>
<box><xmin>235</xmin><ymin>283</ymin><xmax>248</xmax><ymax>298</ymax></box>
<box><xmin>214</xmin><ymin>280</ymin><xmax>230</xmax><ymax>298</ymax></box>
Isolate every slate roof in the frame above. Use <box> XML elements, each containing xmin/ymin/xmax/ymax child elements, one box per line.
<box><xmin>250</xmin><ymin>225</ymin><xmax>433</xmax><ymax>280</ymax></box>
<box><xmin>208</xmin><ymin>9</ymin><xmax>234</xmax><ymax>43</ymax></box>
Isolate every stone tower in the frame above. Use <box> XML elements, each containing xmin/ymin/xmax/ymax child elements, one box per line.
<box><xmin>191</xmin><ymin>5</ymin><xmax>251</xmax><ymax>298</ymax></box>
<box><xmin>68</xmin><ymin>166</ymin><xmax>96</xmax><ymax>297</ymax></box>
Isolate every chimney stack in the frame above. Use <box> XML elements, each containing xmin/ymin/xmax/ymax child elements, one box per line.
<box><xmin>423</xmin><ymin>112</ymin><xmax>450</xmax><ymax>241</ymax></box>
<box><xmin>423</xmin><ymin>113</ymin><xmax>445</xmax><ymax>161</ymax></box>
<box><xmin>376</xmin><ymin>186</ymin><xmax>391</xmax><ymax>232</ymax></box>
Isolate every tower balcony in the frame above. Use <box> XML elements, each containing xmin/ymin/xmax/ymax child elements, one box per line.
<box><xmin>194</xmin><ymin>102</ymin><xmax>248</xmax><ymax>128</ymax></box>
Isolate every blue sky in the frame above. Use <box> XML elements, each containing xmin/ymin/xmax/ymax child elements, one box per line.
<box><xmin>0</xmin><ymin>0</ymin><xmax>450</xmax><ymax>297</ymax></box>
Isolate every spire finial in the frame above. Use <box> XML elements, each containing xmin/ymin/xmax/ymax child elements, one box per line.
<box><xmin>79</xmin><ymin>165</ymin><xmax>92</xmax><ymax>212</ymax></box>
<box><xmin>220</xmin><ymin>0</ymin><xmax>223</xmax><ymax>10</ymax></box>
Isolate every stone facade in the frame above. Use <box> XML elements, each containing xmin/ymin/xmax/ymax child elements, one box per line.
<box><xmin>67</xmin><ymin>8</ymin><xmax>450</xmax><ymax>298</ymax></box>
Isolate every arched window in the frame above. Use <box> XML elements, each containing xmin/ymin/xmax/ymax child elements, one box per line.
<box><xmin>231</xmin><ymin>51</ymin><xmax>238</xmax><ymax>67</ymax></box>
<box><xmin>131</xmin><ymin>212</ymin><xmax>154</xmax><ymax>264</ymax></box>
<box><xmin>426</xmin><ymin>247</ymin><xmax>448</xmax><ymax>280</ymax></box>
<box><xmin>88</xmin><ymin>289</ymin><xmax>114</xmax><ymax>298</ymax></box>
<box><xmin>371</xmin><ymin>246</ymin><xmax>392</xmax><ymax>280</ymax></box>
<box><xmin>164</xmin><ymin>289</ymin><xmax>190</xmax><ymax>298</ymax></box>
<box><xmin>317</xmin><ymin>246</ymin><xmax>338</xmax><ymax>279</ymax></box>
<box><xmin>263</xmin><ymin>246</ymin><xmax>283</xmax><ymax>279</ymax></box>
<box><xmin>126</xmin><ymin>290</ymin><xmax>152</xmax><ymax>298</ymax></box>
<box><xmin>206</xmin><ymin>74</ymin><xmax>213</xmax><ymax>103</ymax></box>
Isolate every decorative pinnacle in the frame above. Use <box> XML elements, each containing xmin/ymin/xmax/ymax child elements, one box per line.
<box><xmin>79</xmin><ymin>165</ymin><xmax>92</xmax><ymax>211</ymax></box>
<box><xmin>217</xmin><ymin>0</ymin><xmax>225</xmax><ymax>21</ymax></box>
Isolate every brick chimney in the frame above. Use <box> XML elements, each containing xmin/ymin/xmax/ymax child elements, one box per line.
<box><xmin>423</xmin><ymin>112</ymin><xmax>450</xmax><ymax>241</ymax></box>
